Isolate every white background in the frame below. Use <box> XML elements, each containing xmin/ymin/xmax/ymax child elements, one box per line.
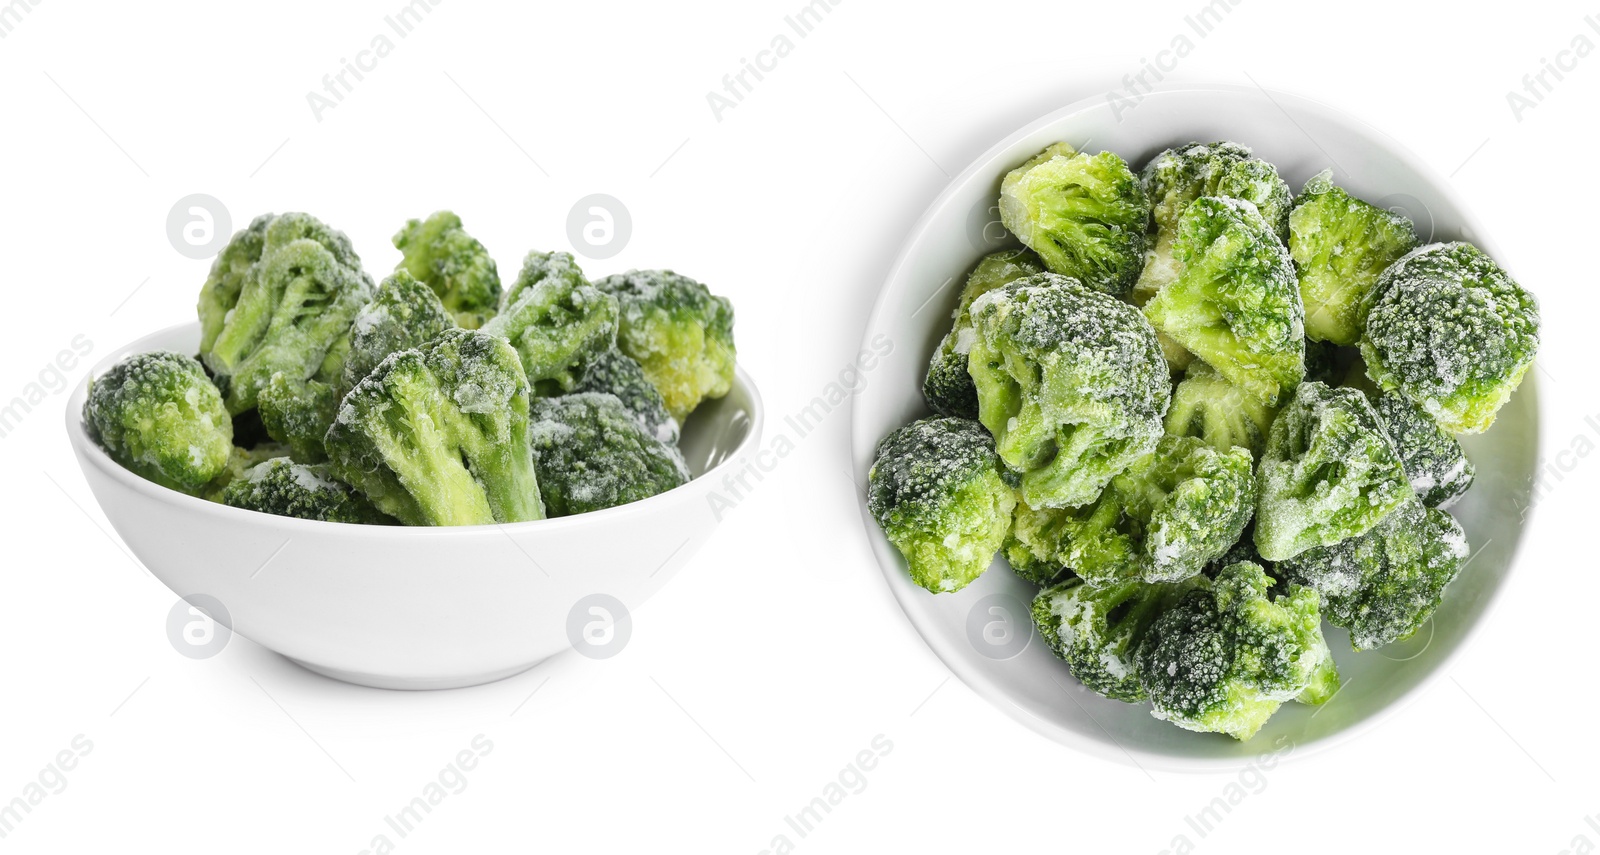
<box><xmin>1</xmin><ymin>0</ymin><xmax>1595</xmax><ymax>852</ymax></box>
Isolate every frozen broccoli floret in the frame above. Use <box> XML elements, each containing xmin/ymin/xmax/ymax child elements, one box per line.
<box><xmin>198</xmin><ymin>213</ymin><xmax>376</xmax><ymax>415</ymax></box>
<box><xmin>1370</xmin><ymin>388</ymin><xmax>1474</xmax><ymax>508</ymax></box>
<box><xmin>202</xmin><ymin>441</ymin><xmax>291</xmax><ymax>501</ymax></box>
<box><xmin>1280</xmin><ymin>500</ymin><xmax>1468</xmax><ymax>650</ymax></box>
<box><xmin>1136</xmin><ymin>141</ymin><xmax>1292</xmax><ymax>304</ymax></box>
<box><xmin>482</xmin><ymin>251</ymin><xmax>618</xmax><ymax>396</ymax></box>
<box><xmin>84</xmin><ymin>351</ymin><xmax>234</xmax><ymax>494</ymax></box>
<box><xmin>997</xmin><ymin>143</ymin><xmax>1149</xmax><ymax>297</ymax></box>
<box><xmin>1360</xmin><ymin>242</ymin><xmax>1539</xmax><ymax>434</ymax></box>
<box><xmin>1137</xmin><ymin>561</ymin><xmax>1338</xmax><ymax>740</ymax></box>
<box><xmin>1004</xmin><ymin>499</ymin><xmax>1074</xmax><ymax>586</ymax></box>
<box><xmin>342</xmin><ymin>270</ymin><xmax>457</xmax><ymax>394</ymax></box>
<box><xmin>1032</xmin><ymin>575</ymin><xmax>1200</xmax><ymax>702</ymax></box>
<box><xmin>593</xmin><ymin>269</ymin><xmax>736</xmax><ymax>422</ymax></box>
<box><xmin>1289</xmin><ymin>170</ymin><xmax>1418</xmax><ymax>345</ymax></box>
<box><xmin>572</xmin><ymin>347</ymin><xmax>679</xmax><ymax>445</ymax></box>
<box><xmin>221</xmin><ymin>457</ymin><xmax>390</xmax><ymax>524</ymax></box>
<box><xmin>1255</xmin><ymin>381</ymin><xmax>1412</xmax><ymax>562</ymax></box>
<box><xmin>1006</xmin><ymin>437</ymin><xmax>1254</xmax><ymax>586</ymax></box>
<box><xmin>1163</xmin><ymin>361</ymin><xmax>1279</xmax><ymax>459</ymax></box>
<box><xmin>527</xmin><ymin>392</ymin><xmax>689</xmax><ymax>517</ymax></box>
<box><xmin>922</xmin><ymin>249</ymin><xmax>1046</xmax><ymax>419</ymax></box>
<box><xmin>1142</xmin><ymin>196</ymin><xmax>1305</xmax><ymax>407</ymax></box>
<box><xmin>257</xmin><ymin>370</ymin><xmax>339</xmax><ymax>463</ymax></box>
<box><xmin>392</xmin><ymin>211</ymin><xmax>502</xmax><ymax>329</ymax></box>
<box><xmin>968</xmin><ymin>273</ymin><xmax>1168</xmax><ymax>508</ymax></box>
<box><xmin>867</xmin><ymin>417</ymin><xmax>1016</xmax><ymax>593</ymax></box>
<box><xmin>324</xmin><ymin>329</ymin><xmax>544</xmax><ymax>526</ymax></box>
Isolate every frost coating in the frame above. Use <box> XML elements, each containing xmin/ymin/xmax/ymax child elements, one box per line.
<box><xmin>1360</xmin><ymin>242</ymin><xmax>1539</xmax><ymax>434</ymax></box>
<box><xmin>1288</xmin><ymin>170</ymin><xmax>1418</xmax><ymax>345</ymax></box>
<box><xmin>593</xmin><ymin>269</ymin><xmax>736</xmax><ymax>423</ymax></box>
<box><xmin>221</xmin><ymin>457</ymin><xmax>391</xmax><ymax>524</ymax></box>
<box><xmin>572</xmin><ymin>347</ymin><xmax>680</xmax><ymax>446</ymax></box>
<box><xmin>1254</xmin><ymin>381</ymin><xmax>1412</xmax><ymax>562</ymax></box>
<box><xmin>483</xmin><ymin>250</ymin><xmax>619</xmax><ymax>396</ymax></box>
<box><xmin>392</xmin><ymin>211</ymin><xmax>502</xmax><ymax>329</ymax></box>
<box><xmin>84</xmin><ymin>350</ymin><xmax>233</xmax><ymax>494</ymax></box>
<box><xmin>1032</xmin><ymin>575</ymin><xmax>1199</xmax><ymax>702</ymax></box>
<box><xmin>867</xmin><ymin>417</ymin><xmax>1016</xmax><ymax>593</ymax></box>
<box><xmin>1369</xmin><ymin>388</ymin><xmax>1475</xmax><ymax>508</ymax></box>
<box><xmin>998</xmin><ymin>143</ymin><xmax>1149</xmax><ymax>297</ymax></box>
<box><xmin>923</xmin><ymin>249</ymin><xmax>1045</xmax><ymax>419</ymax></box>
<box><xmin>968</xmin><ymin>273</ymin><xmax>1168</xmax><ymax>509</ymax></box>
<box><xmin>1142</xmin><ymin>195</ymin><xmax>1306</xmax><ymax>407</ymax></box>
<box><xmin>528</xmin><ymin>392</ymin><xmax>689</xmax><ymax>517</ymax></box>
<box><xmin>1279</xmin><ymin>500</ymin><xmax>1468</xmax><ymax>649</ymax></box>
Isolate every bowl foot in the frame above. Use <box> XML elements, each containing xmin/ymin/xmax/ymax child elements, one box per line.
<box><xmin>285</xmin><ymin>657</ymin><xmax>545</xmax><ymax>690</ymax></box>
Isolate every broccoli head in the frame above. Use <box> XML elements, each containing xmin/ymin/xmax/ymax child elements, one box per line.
<box><xmin>342</xmin><ymin>270</ymin><xmax>457</xmax><ymax>394</ymax></box>
<box><xmin>257</xmin><ymin>370</ymin><xmax>340</xmax><ymax>463</ymax></box>
<box><xmin>867</xmin><ymin>417</ymin><xmax>1016</xmax><ymax>593</ymax></box>
<box><xmin>1136</xmin><ymin>141</ymin><xmax>1292</xmax><ymax>304</ymax></box>
<box><xmin>1255</xmin><ymin>381</ymin><xmax>1412</xmax><ymax>562</ymax></box>
<box><xmin>482</xmin><ymin>251</ymin><xmax>618</xmax><ymax>395</ymax></box>
<box><xmin>1032</xmin><ymin>575</ymin><xmax>1200</xmax><ymax>702</ymax></box>
<box><xmin>571</xmin><ymin>347</ymin><xmax>679</xmax><ymax>446</ymax></box>
<box><xmin>1164</xmin><ymin>361</ymin><xmax>1279</xmax><ymax>459</ymax></box>
<box><xmin>198</xmin><ymin>212</ymin><xmax>376</xmax><ymax>415</ymax></box>
<box><xmin>1137</xmin><ymin>561</ymin><xmax>1338</xmax><ymax>740</ymax></box>
<box><xmin>968</xmin><ymin>273</ymin><xmax>1168</xmax><ymax>509</ymax></box>
<box><xmin>527</xmin><ymin>392</ymin><xmax>689</xmax><ymax>517</ymax></box>
<box><xmin>1142</xmin><ymin>196</ymin><xmax>1305</xmax><ymax>408</ymax></box>
<box><xmin>392</xmin><ymin>211</ymin><xmax>502</xmax><ymax>329</ymax></box>
<box><xmin>1370</xmin><ymin>388</ymin><xmax>1474</xmax><ymax>508</ymax></box>
<box><xmin>84</xmin><ymin>351</ymin><xmax>234</xmax><ymax>494</ymax></box>
<box><xmin>1280</xmin><ymin>500</ymin><xmax>1468</xmax><ymax>650</ymax></box>
<box><xmin>923</xmin><ymin>249</ymin><xmax>1046</xmax><ymax>419</ymax></box>
<box><xmin>221</xmin><ymin>457</ymin><xmax>391</xmax><ymax>524</ymax></box>
<box><xmin>1360</xmin><ymin>242</ymin><xmax>1539</xmax><ymax>434</ymax></box>
<box><xmin>324</xmin><ymin>329</ymin><xmax>544</xmax><ymax>526</ymax></box>
<box><xmin>593</xmin><ymin>269</ymin><xmax>736</xmax><ymax>422</ymax></box>
<box><xmin>1288</xmin><ymin>170</ymin><xmax>1418</xmax><ymax>345</ymax></box>
<box><xmin>997</xmin><ymin>143</ymin><xmax>1149</xmax><ymax>297</ymax></box>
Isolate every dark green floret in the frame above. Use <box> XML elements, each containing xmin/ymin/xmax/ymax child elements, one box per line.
<box><xmin>1289</xmin><ymin>170</ymin><xmax>1418</xmax><ymax>345</ymax></box>
<box><xmin>968</xmin><ymin>273</ymin><xmax>1168</xmax><ymax>509</ymax></box>
<box><xmin>1032</xmin><ymin>575</ymin><xmax>1200</xmax><ymax>702</ymax></box>
<box><xmin>393</xmin><ymin>211</ymin><xmax>502</xmax><ymax>329</ymax></box>
<box><xmin>1255</xmin><ymin>381</ymin><xmax>1412</xmax><ymax>562</ymax></box>
<box><xmin>257</xmin><ymin>370</ymin><xmax>340</xmax><ymax>463</ymax></box>
<box><xmin>868</xmin><ymin>417</ymin><xmax>1016</xmax><ymax>593</ymax></box>
<box><xmin>572</xmin><ymin>347</ymin><xmax>679</xmax><ymax>445</ymax></box>
<box><xmin>528</xmin><ymin>392</ymin><xmax>689</xmax><ymax>517</ymax></box>
<box><xmin>482</xmin><ymin>251</ymin><xmax>618</xmax><ymax>395</ymax></box>
<box><xmin>593</xmin><ymin>269</ymin><xmax>736</xmax><ymax>422</ymax></box>
<box><xmin>1370</xmin><ymin>388</ymin><xmax>1474</xmax><ymax>508</ymax></box>
<box><xmin>84</xmin><ymin>350</ymin><xmax>233</xmax><ymax>494</ymax></box>
<box><xmin>998</xmin><ymin>143</ymin><xmax>1149</xmax><ymax>297</ymax></box>
<box><xmin>221</xmin><ymin>457</ymin><xmax>391</xmax><ymax>524</ymax></box>
<box><xmin>1360</xmin><ymin>242</ymin><xmax>1539</xmax><ymax>434</ymax></box>
<box><xmin>324</xmin><ymin>329</ymin><xmax>544</xmax><ymax>526</ymax></box>
<box><xmin>922</xmin><ymin>249</ymin><xmax>1045</xmax><ymax>419</ymax></box>
<box><xmin>1164</xmin><ymin>361</ymin><xmax>1279</xmax><ymax>459</ymax></box>
<box><xmin>342</xmin><ymin>269</ymin><xmax>458</xmax><ymax>395</ymax></box>
<box><xmin>1279</xmin><ymin>500</ymin><xmax>1468</xmax><ymax>650</ymax></box>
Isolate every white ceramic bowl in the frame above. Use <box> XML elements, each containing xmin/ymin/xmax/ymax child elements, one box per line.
<box><xmin>69</xmin><ymin>321</ymin><xmax>763</xmax><ymax>689</ymax></box>
<box><xmin>852</xmin><ymin>84</ymin><xmax>1541</xmax><ymax>769</ymax></box>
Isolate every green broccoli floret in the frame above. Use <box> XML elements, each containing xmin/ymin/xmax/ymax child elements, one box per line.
<box><xmin>867</xmin><ymin>417</ymin><xmax>1016</xmax><ymax>593</ymax></box>
<box><xmin>324</xmin><ymin>329</ymin><xmax>544</xmax><ymax>526</ymax></box>
<box><xmin>968</xmin><ymin>273</ymin><xmax>1168</xmax><ymax>508</ymax></box>
<box><xmin>198</xmin><ymin>213</ymin><xmax>376</xmax><ymax>415</ymax></box>
<box><xmin>1142</xmin><ymin>196</ymin><xmax>1305</xmax><ymax>407</ymax></box>
<box><xmin>1360</xmin><ymin>242</ymin><xmax>1539</xmax><ymax>434</ymax></box>
<box><xmin>922</xmin><ymin>249</ymin><xmax>1046</xmax><ymax>419</ymax></box>
<box><xmin>341</xmin><ymin>269</ymin><xmax>457</xmax><ymax>395</ymax></box>
<box><xmin>1136</xmin><ymin>561</ymin><xmax>1338</xmax><ymax>740</ymax></box>
<box><xmin>392</xmin><ymin>211</ymin><xmax>502</xmax><ymax>329</ymax></box>
<box><xmin>1255</xmin><ymin>381</ymin><xmax>1412</xmax><ymax>562</ymax></box>
<box><xmin>221</xmin><ymin>457</ymin><xmax>391</xmax><ymax>524</ymax></box>
<box><xmin>482</xmin><ymin>251</ymin><xmax>618</xmax><ymax>396</ymax></box>
<box><xmin>84</xmin><ymin>351</ymin><xmax>234</xmax><ymax>494</ymax></box>
<box><xmin>1288</xmin><ymin>170</ymin><xmax>1419</xmax><ymax>345</ymax></box>
<box><xmin>202</xmin><ymin>441</ymin><xmax>291</xmax><ymax>501</ymax></box>
<box><xmin>1163</xmin><ymin>361</ymin><xmax>1279</xmax><ymax>459</ymax></box>
<box><xmin>1005</xmin><ymin>436</ymin><xmax>1254</xmax><ymax>586</ymax></box>
<box><xmin>1370</xmin><ymin>388</ymin><xmax>1474</xmax><ymax>508</ymax></box>
<box><xmin>257</xmin><ymin>370</ymin><xmax>340</xmax><ymax>463</ymax></box>
<box><xmin>997</xmin><ymin>143</ymin><xmax>1148</xmax><ymax>297</ymax></box>
<box><xmin>1033</xmin><ymin>575</ymin><xmax>1200</xmax><ymax>702</ymax></box>
<box><xmin>572</xmin><ymin>347</ymin><xmax>679</xmax><ymax>445</ymax></box>
<box><xmin>593</xmin><ymin>269</ymin><xmax>736</xmax><ymax>423</ymax></box>
<box><xmin>527</xmin><ymin>392</ymin><xmax>689</xmax><ymax>517</ymax></box>
<box><xmin>1136</xmin><ymin>141</ymin><xmax>1292</xmax><ymax>305</ymax></box>
<box><xmin>1280</xmin><ymin>500</ymin><xmax>1468</xmax><ymax>650</ymax></box>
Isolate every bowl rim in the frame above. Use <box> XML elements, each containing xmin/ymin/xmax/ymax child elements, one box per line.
<box><xmin>850</xmin><ymin>81</ymin><xmax>1542</xmax><ymax>770</ymax></box>
<box><xmin>68</xmin><ymin>320</ymin><xmax>766</xmax><ymax>537</ymax></box>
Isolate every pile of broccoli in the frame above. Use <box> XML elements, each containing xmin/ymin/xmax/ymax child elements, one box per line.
<box><xmin>869</xmin><ymin>140</ymin><xmax>1539</xmax><ymax>740</ymax></box>
<box><xmin>85</xmin><ymin>211</ymin><xmax>737</xmax><ymax>526</ymax></box>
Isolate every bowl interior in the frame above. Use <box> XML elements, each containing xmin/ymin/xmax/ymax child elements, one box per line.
<box><xmin>851</xmin><ymin>85</ymin><xmax>1540</xmax><ymax>768</ymax></box>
